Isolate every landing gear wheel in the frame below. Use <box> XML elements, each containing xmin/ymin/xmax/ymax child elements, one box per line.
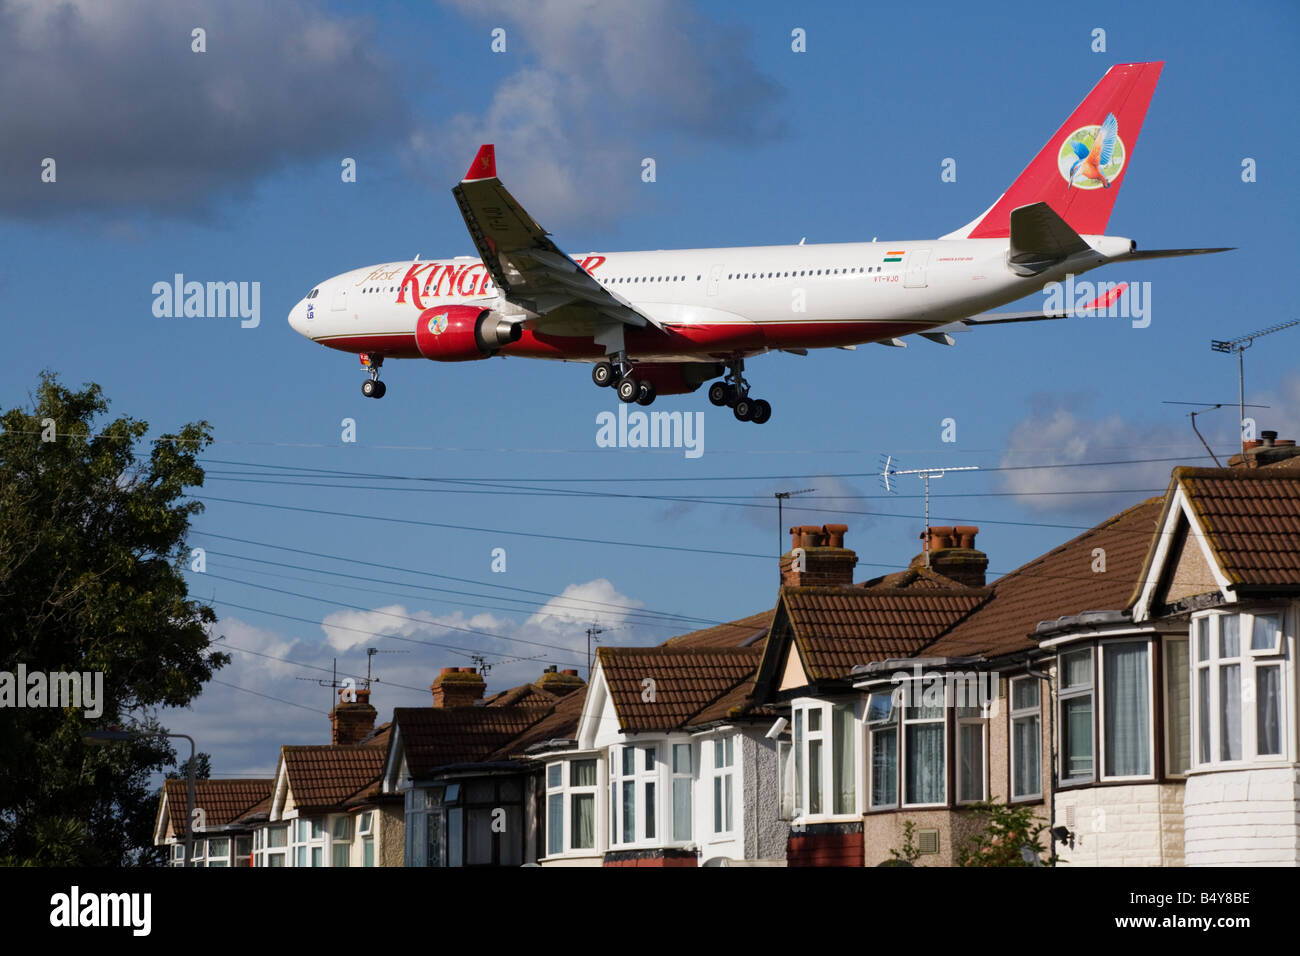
<box><xmin>372</xmin><ymin>381</ymin><xmax>387</xmax><ymax>399</ymax></box>
<box><xmin>708</xmin><ymin>382</ymin><xmax>729</xmax><ymax>407</ymax></box>
<box><xmin>592</xmin><ymin>362</ymin><xmax>615</xmax><ymax>388</ymax></box>
<box><xmin>617</xmin><ymin>376</ymin><xmax>639</xmax><ymax>403</ymax></box>
<box><xmin>734</xmin><ymin>397</ymin><xmax>755</xmax><ymax>422</ymax></box>
<box><xmin>750</xmin><ymin>398</ymin><xmax>771</xmax><ymax>424</ymax></box>
<box><xmin>635</xmin><ymin>381</ymin><xmax>657</xmax><ymax>406</ymax></box>
<box><xmin>362</xmin><ymin>379</ymin><xmax>378</xmax><ymax>398</ymax></box>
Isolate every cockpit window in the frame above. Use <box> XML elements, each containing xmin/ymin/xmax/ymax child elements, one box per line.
<box><xmin>307</xmin><ymin>288</ymin><xmax>320</xmax><ymax>299</ymax></box>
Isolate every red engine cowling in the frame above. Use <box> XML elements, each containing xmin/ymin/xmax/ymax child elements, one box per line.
<box><xmin>414</xmin><ymin>305</ymin><xmax>521</xmax><ymax>361</ymax></box>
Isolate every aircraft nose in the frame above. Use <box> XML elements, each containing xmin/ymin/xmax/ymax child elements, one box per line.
<box><xmin>288</xmin><ymin>298</ymin><xmax>309</xmax><ymax>337</ymax></box>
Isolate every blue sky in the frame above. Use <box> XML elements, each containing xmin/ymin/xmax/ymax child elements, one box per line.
<box><xmin>2</xmin><ymin>0</ymin><xmax>1297</xmax><ymax>776</ymax></box>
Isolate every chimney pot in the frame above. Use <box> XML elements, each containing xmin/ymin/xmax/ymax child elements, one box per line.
<box><xmin>1261</xmin><ymin>430</ymin><xmax>1277</xmax><ymax>447</ymax></box>
<box><xmin>561</xmin><ymin>669</ymin><xmax>578</xmax><ymax>677</ymax></box>
<box><xmin>782</xmin><ymin>522</ymin><xmax>857</xmax><ymax>587</ymax></box>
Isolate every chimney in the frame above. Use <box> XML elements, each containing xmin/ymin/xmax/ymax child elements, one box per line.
<box><xmin>1228</xmin><ymin>430</ymin><xmax>1300</xmax><ymax>469</ymax></box>
<box><xmin>909</xmin><ymin>524</ymin><xmax>988</xmax><ymax>588</ymax></box>
<box><xmin>535</xmin><ymin>667</ymin><xmax>586</xmax><ymax>698</ymax></box>
<box><xmin>431</xmin><ymin>667</ymin><xmax>486</xmax><ymax>708</ymax></box>
<box><xmin>330</xmin><ymin>687</ymin><xmax>377</xmax><ymax>746</ymax></box>
<box><xmin>781</xmin><ymin>523</ymin><xmax>858</xmax><ymax>588</ymax></box>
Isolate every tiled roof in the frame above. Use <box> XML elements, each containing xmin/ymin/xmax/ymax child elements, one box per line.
<box><xmin>488</xmin><ymin>690</ymin><xmax>587</xmax><ymax>759</ymax></box>
<box><xmin>1176</xmin><ymin>467</ymin><xmax>1300</xmax><ymax>588</ymax></box>
<box><xmin>483</xmin><ymin>683</ymin><xmax>558</xmax><ymax>708</ymax></box>
<box><xmin>782</xmin><ymin>585</ymin><xmax>991</xmax><ymax>680</ymax></box>
<box><xmin>662</xmin><ymin>610</ymin><xmax>773</xmax><ymax>650</ymax></box>
<box><xmin>162</xmin><ymin>778</ymin><xmax>272</xmax><ymax>836</ymax></box>
<box><xmin>281</xmin><ymin>742</ymin><xmax>387</xmax><ymax>811</ymax></box>
<box><xmin>392</xmin><ymin>705</ymin><xmax>553</xmax><ymax>778</ymax></box>
<box><xmin>598</xmin><ymin>646</ymin><xmax>763</xmax><ymax>731</ymax></box>
<box><xmin>928</xmin><ymin>497</ymin><xmax>1163</xmax><ymax>658</ymax></box>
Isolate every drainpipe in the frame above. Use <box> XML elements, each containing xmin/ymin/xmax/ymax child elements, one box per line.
<box><xmin>1024</xmin><ymin>659</ymin><xmax>1057</xmax><ymax>867</ymax></box>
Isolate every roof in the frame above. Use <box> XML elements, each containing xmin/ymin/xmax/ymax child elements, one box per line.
<box><xmin>490</xmin><ymin>690</ymin><xmax>586</xmax><ymax>758</ymax></box>
<box><xmin>928</xmin><ymin>497</ymin><xmax>1163</xmax><ymax>658</ymax></box>
<box><xmin>162</xmin><ymin>778</ymin><xmax>272</xmax><ymax>836</ymax></box>
<box><xmin>281</xmin><ymin>737</ymin><xmax>388</xmax><ymax>812</ymax></box>
<box><xmin>597</xmin><ymin>646</ymin><xmax>763</xmax><ymax>731</ymax></box>
<box><xmin>1174</xmin><ymin>466</ymin><xmax>1300</xmax><ymax>589</ymax></box>
<box><xmin>780</xmin><ymin>584</ymin><xmax>991</xmax><ymax>681</ymax></box>
<box><xmin>661</xmin><ymin>609</ymin><xmax>773</xmax><ymax>650</ymax></box>
<box><xmin>391</xmin><ymin>705</ymin><xmax>553</xmax><ymax>778</ymax></box>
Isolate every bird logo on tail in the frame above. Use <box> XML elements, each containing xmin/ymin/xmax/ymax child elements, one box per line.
<box><xmin>1058</xmin><ymin>113</ymin><xmax>1125</xmax><ymax>189</ymax></box>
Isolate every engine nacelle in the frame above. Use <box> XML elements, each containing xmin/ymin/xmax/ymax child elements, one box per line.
<box><xmin>414</xmin><ymin>305</ymin><xmax>522</xmax><ymax>361</ymax></box>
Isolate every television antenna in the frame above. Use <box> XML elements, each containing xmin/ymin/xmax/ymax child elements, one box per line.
<box><xmin>775</xmin><ymin>488</ymin><xmax>816</xmax><ymax>582</ymax></box>
<box><xmin>1161</xmin><ymin>401</ymin><xmax>1271</xmax><ymax>467</ymax></box>
<box><xmin>1211</xmin><ymin>319</ymin><xmax>1299</xmax><ymax>452</ymax></box>
<box><xmin>879</xmin><ymin>456</ymin><xmax>980</xmax><ymax>567</ymax></box>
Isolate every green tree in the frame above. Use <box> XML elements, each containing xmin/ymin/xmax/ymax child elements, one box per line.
<box><xmin>957</xmin><ymin>801</ymin><xmax>1058</xmax><ymax>867</ymax></box>
<box><xmin>167</xmin><ymin>752</ymin><xmax>212</xmax><ymax>781</ymax></box>
<box><xmin>0</xmin><ymin>372</ymin><xmax>227</xmax><ymax>866</ymax></box>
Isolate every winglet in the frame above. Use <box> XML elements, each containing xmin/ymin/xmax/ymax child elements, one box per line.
<box><xmin>463</xmin><ymin>144</ymin><xmax>497</xmax><ymax>182</ymax></box>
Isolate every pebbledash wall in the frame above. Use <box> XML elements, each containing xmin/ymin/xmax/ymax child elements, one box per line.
<box><xmin>1182</xmin><ymin>768</ymin><xmax>1300</xmax><ymax>865</ymax></box>
<box><xmin>741</xmin><ymin>733</ymin><xmax>787</xmax><ymax>861</ymax></box>
<box><xmin>1054</xmin><ymin>783</ymin><xmax>1186</xmax><ymax>866</ymax></box>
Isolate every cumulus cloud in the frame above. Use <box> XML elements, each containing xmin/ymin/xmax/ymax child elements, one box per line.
<box><xmin>417</xmin><ymin>0</ymin><xmax>785</xmax><ymax>229</ymax></box>
<box><xmin>0</xmin><ymin>0</ymin><xmax>404</xmax><ymax>219</ymax></box>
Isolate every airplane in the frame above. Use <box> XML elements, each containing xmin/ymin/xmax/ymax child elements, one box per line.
<box><xmin>288</xmin><ymin>61</ymin><xmax>1228</xmax><ymax>424</ymax></box>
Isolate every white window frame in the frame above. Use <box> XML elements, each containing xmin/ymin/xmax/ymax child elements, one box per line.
<box><xmin>1097</xmin><ymin>638</ymin><xmax>1156</xmax><ymax>783</ymax></box>
<box><xmin>1058</xmin><ymin>647</ymin><xmax>1096</xmax><ymax>786</ymax></box>
<box><xmin>290</xmin><ymin>816</ymin><xmax>327</xmax><ymax>868</ymax></box>
<box><xmin>866</xmin><ymin>691</ymin><xmax>899</xmax><ymax>810</ymax></box>
<box><xmin>671</xmin><ymin>743</ymin><xmax>693</xmax><ymax>842</ymax></box>
<box><xmin>955</xmin><ymin>703</ymin><xmax>987</xmax><ymax>803</ymax></box>
<box><xmin>543</xmin><ymin>756</ymin><xmax>600</xmax><ymax>858</ymax></box>
<box><xmin>1009</xmin><ymin>676</ymin><xmax>1042</xmax><ymax>801</ymax></box>
<box><xmin>331</xmin><ymin>815</ymin><xmax>353</xmax><ymax>867</ymax></box>
<box><xmin>790</xmin><ymin>699</ymin><xmax>860</xmax><ymax>821</ymax></box>
<box><xmin>710</xmin><ymin>735</ymin><xmax>736</xmax><ymax>837</ymax></box>
<box><xmin>1163</xmin><ymin>636</ymin><xmax>1191</xmax><ymax>778</ymax></box>
<box><xmin>255</xmin><ymin>824</ymin><xmax>288</xmax><ymax>867</ymax></box>
<box><xmin>358</xmin><ymin>810</ymin><xmax>375</xmax><ymax>867</ymax></box>
<box><xmin>901</xmin><ymin>687</ymin><xmax>947</xmax><ymax>808</ymax></box>
<box><xmin>1192</xmin><ymin>609</ymin><xmax>1292</xmax><ymax>768</ymax></box>
<box><xmin>205</xmin><ymin>835</ymin><xmax>231</xmax><ymax>867</ymax></box>
<box><xmin>610</xmin><ymin>743</ymin><xmax>662</xmax><ymax>848</ymax></box>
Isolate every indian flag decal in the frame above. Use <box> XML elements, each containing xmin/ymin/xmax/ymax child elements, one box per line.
<box><xmin>883</xmin><ymin>250</ymin><xmax>905</xmax><ymax>263</ymax></box>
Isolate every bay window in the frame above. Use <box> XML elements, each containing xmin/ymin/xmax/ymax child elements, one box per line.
<box><xmin>331</xmin><ymin>816</ymin><xmax>352</xmax><ymax>867</ymax></box>
<box><xmin>1164</xmin><ymin>638</ymin><xmax>1191</xmax><ymax>775</ymax></box>
<box><xmin>291</xmin><ymin>817</ymin><xmax>326</xmax><ymax>867</ymax></box>
<box><xmin>1009</xmin><ymin>677</ymin><xmax>1041</xmax><ymax>800</ymax></box>
<box><xmin>671</xmin><ymin>744</ymin><xmax>693</xmax><ymax>841</ymax></box>
<box><xmin>1193</xmin><ymin>610</ymin><xmax>1290</xmax><ymax>766</ymax></box>
<box><xmin>1101</xmin><ymin>641</ymin><xmax>1152</xmax><ymax>778</ymax></box>
<box><xmin>903</xmin><ymin>702</ymin><xmax>945</xmax><ymax>806</ymax></box>
<box><xmin>255</xmin><ymin>824</ymin><xmax>287</xmax><ymax>867</ymax></box>
<box><xmin>545</xmin><ymin>757</ymin><xmax>598</xmax><ymax>856</ymax></box>
<box><xmin>610</xmin><ymin>744</ymin><xmax>659</xmax><ymax>846</ymax></box>
<box><xmin>867</xmin><ymin>692</ymin><xmax>897</xmax><ymax>809</ymax></box>
<box><xmin>792</xmin><ymin>700</ymin><xmax>859</xmax><ymax>817</ymax></box>
<box><xmin>712</xmin><ymin>737</ymin><xmax>735</xmax><ymax>834</ymax></box>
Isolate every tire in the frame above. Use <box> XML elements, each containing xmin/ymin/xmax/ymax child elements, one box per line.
<box><xmin>750</xmin><ymin>398</ymin><xmax>770</xmax><ymax>424</ymax></box>
<box><xmin>362</xmin><ymin>379</ymin><xmax>377</xmax><ymax>398</ymax></box>
<box><xmin>592</xmin><ymin>362</ymin><xmax>614</xmax><ymax>387</ymax></box>
<box><xmin>734</xmin><ymin>398</ymin><xmax>754</xmax><ymax>422</ymax></box>
<box><xmin>617</xmin><ymin>376</ymin><xmax>639</xmax><ymax>403</ymax></box>
<box><xmin>708</xmin><ymin>382</ymin><xmax>729</xmax><ymax>406</ymax></box>
<box><xmin>636</xmin><ymin>381</ymin><xmax>657</xmax><ymax>406</ymax></box>
<box><xmin>372</xmin><ymin>381</ymin><xmax>387</xmax><ymax>399</ymax></box>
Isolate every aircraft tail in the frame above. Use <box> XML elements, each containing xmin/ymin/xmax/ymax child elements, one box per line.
<box><xmin>944</xmin><ymin>61</ymin><xmax>1164</xmax><ymax>239</ymax></box>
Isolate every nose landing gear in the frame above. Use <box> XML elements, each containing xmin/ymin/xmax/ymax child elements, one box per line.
<box><xmin>361</xmin><ymin>353</ymin><xmax>387</xmax><ymax>399</ymax></box>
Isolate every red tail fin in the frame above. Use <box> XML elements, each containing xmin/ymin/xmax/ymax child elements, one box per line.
<box><xmin>955</xmin><ymin>62</ymin><xmax>1163</xmax><ymax>239</ymax></box>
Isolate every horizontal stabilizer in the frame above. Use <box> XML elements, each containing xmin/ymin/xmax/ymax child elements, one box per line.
<box><xmin>1008</xmin><ymin>202</ymin><xmax>1090</xmax><ymax>271</ymax></box>
<box><xmin>1117</xmin><ymin>247</ymin><xmax>1235</xmax><ymax>261</ymax></box>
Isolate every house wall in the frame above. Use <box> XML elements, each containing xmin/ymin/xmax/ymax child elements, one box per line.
<box><xmin>1053</xmin><ymin>782</ymin><xmax>1185</xmax><ymax>866</ymax></box>
<box><xmin>862</xmin><ymin>808</ymin><xmax>988</xmax><ymax>866</ymax></box>
<box><xmin>379</xmin><ymin>803</ymin><xmax>404</xmax><ymax>867</ymax></box>
<box><xmin>1183</xmin><ymin>767</ymin><xmax>1300</xmax><ymax>865</ymax></box>
<box><xmin>788</xmin><ymin>822</ymin><xmax>863</xmax><ymax>866</ymax></box>
<box><xmin>741</xmin><ymin>731</ymin><xmax>788</xmax><ymax>861</ymax></box>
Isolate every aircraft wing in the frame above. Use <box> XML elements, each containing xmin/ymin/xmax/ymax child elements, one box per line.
<box><xmin>451</xmin><ymin>145</ymin><xmax>661</xmax><ymax>331</ymax></box>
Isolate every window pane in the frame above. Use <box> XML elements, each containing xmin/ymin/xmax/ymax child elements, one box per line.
<box><xmin>905</xmin><ymin>724</ymin><xmax>944</xmax><ymax>804</ymax></box>
<box><xmin>571</xmin><ymin>759</ymin><xmax>597</xmax><ymax>788</ymax></box>
<box><xmin>672</xmin><ymin>778</ymin><xmax>691</xmax><ymax>840</ymax></box>
<box><xmin>296</xmin><ymin>846</ymin><xmax>306</xmax><ymax>867</ymax></box>
<box><xmin>447</xmin><ymin>808</ymin><xmax>462</xmax><ymax>867</ymax></box>
<box><xmin>311</xmin><ymin>820</ymin><xmax>325</xmax><ymax>840</ymax></box>
<box><xmin>332</xmin><ymin>817</ymin><xmax>351</xmax><ymax>841</ymax></box>
<box><xmin>713</xmin><ymin>738</ymin><xmax>722</xmax><ymax>767</ymax></box>
<box><xmin>1219</xmin><ymin>664</ymin><xmax>1241</xmax><ymax>760</ymax></box>
<box><xmin>1103</xmin><ymin>642</ymin><xmax>1150</xmax><ymax>777</ymax></box>
<box><xmin>622</xmin><ymin>748</ymin><xmax>635</xmax><ymax>776</ymax></box>
<box><xmin>311</xmin><ymin>846</ymin><xmax>323</xmax><ymax>868</ymax></box>
<box><xmin>871</xmin><ymin>727</ymin><xmax>897</xmax><ymax>807</ymax></box>
<box><xmin>808</xmin><ymin>740</ymin><xmax>823</xmax><ymax>814</ymax></box>
<box><xmin>1061</xmin><ymin>695</ymin><xmax>1093</xmax><ymax>779</ymax></box>
<box><xmin>1251</xmin><ymin>615</ymin><xmax>1279</xmax><ymax>652</ymax></box>
<box><xmin>498</xmin><ymin>778</ymin><xmax>522</xmax><ymax>803</ymax></box>
<box><xmin>1256</xmin><ymin>665</ymin><xmax>1282</xmax><ymax>756</ymax></box>
<box><xmin>794</xmin><ymin>710</ymin><xmax>804</xmax><ymax>812</ymax></box>
<box><xmin>208</xmin><ymin>837</ymin><xmax>229</xmax><ymax>858</ymax></box>
<box><xmin>713</xmin><ymin>776</ymin><xmax>723</xmax><ymax>832</ymax></box>
<box><xmin>610</xmin><ymin>783</ymin><xmax>616</xmax><ymax>845</ymax></box>
<box><xmin>1196</xmin><ymin>618</ymin><xmax>1209</xmax><ymax>661</ymax></box>
<box><xmin>644</xmin><ymin>748</ymin><xmax>656</xmax><ymax>772</ymax></box>
<box><xmin>833</xmin><ymin>705</ymin><xmax>855</xmax><ymax>814</ymax></box>
<box><xmin>644</xmin><ymin>782</ymin><xmax>656</xmax><ymax>839</ymax></box>
<box><xmin>547</xmin><ymin>764</ymin><xmax>562</xmax><ymax>789</ymax></box>
<box><xmin>1166</xmin><ymin>641</ymin><xmax>1191</xmax><ymax>774</ymax></box>
<box><xmin>269</xmin><ymin>826</ymin><xmax>287</xmax><ymax>848</ymax></box>
<box><xmin>725</xmin><ymin>775</ymin><xmax>733</xmax><ymax>831</ymax></box>
<box><xmin>621</xmin><ymin>781</ymin><xmax>635</xmax><ymax>843</ymax></box>
<box><xmin>363</xmin><ymin>837</ymin><xmax>374</xmax><ymax>867</ymax></box>
<box><xmin>1062</xmin><ymin>650</ymin><xmax>1092</xmax><ymax>688</ymax></box>
<box><xmin>332</xmin><ymin>843</ymin><xmax>349</xmax><ymax>867</ymax></box>
<box><xmin>547</xmin><ymin>794</ymin><xmax>563</xmax><ymax>855</ymax></box>
<box><xmin>959</xmin><ymin>724</ymin><xmax>983</xmax><ymax>801</ymax></box>
<box><xmin>466</xmin><ymin>809</ymin><xmax>494</xmax><ymax>865</ymax></box>
<box><xmin>1197</xmin><ymin>668</ymin><xmax>1212</xmax><ymax>763</ymax></box>
<box><xmin>572</xmin><ymin>794</ymin><xmax>595</xmax><ymax>849</ymax></box>
<box><xmin>808</xmin><ymin>708</ymin><xmax>822</xmax><ymax>732</ymax></box>
<box><xmin>1012</xmin><ymin>714</ymin><xmax>1040</xmax><ymax>798</ymax></box>
<box><xmin>500</xmin><ymin>807</ymin><xmax>523</xmax><ymax>866</ymax></box>
<box><xmin>269</xmin><ymin>853</ymin><xmax>285</xmax><ymax>867</ymax></box>
<box><xmin>1012</xmin><ymin>678</ymin><xmax>1039</xmax><ymax>711</ymax></box>
<box><xmin>296</xmin><ymin>820</ymin><xmax>309</xmax><ymax>842</ymax></box>
<box><xmin>724</xmin><ymin>736</ymin><xmax>733</xmax><ymax>765</ymax></box>
<box><xmin>673</xmin><ymin>743</ymin><xmax>691</xmax><ymax>774</ymax></box>
<box><xmin>866</xmin><ymin>692</ymin><xmax>894</xmax><ymax>723</ymax></box>
<box><xmin>1220</xmin><ymin>615</ymin><xmax>1240</xmax><ymax>658</ymax></box>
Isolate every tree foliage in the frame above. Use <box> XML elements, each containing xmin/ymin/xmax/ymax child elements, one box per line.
<box><xmin>0</xmin><ymin>372</ymin><xmax>227</xmax><ymax>865</ymax></box>
<box><xmin>957</xmin><ymin>801</ymin><xmax>1058</xmax><ymax>867</ymax></box>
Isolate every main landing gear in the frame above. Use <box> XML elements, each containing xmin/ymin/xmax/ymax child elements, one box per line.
<box><xmin>707</xmin><ymin>358</ymin><xmax>771</xmax><ymax>424</ymax></box>
<box><xmin>361</xmin><ymin>353</ymin><xmax>387</xmax><ymax>399</ymax></box>
<box><xmin>593</xmin><ymin>356</ymin><xmax>656</xmax><ymax>406</ymax></box>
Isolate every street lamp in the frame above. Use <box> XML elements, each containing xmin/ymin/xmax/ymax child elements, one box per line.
<box><xmin>85</xmin><ymin>727</ymin><xmax>198</xmax><ymax>868</ymax></box>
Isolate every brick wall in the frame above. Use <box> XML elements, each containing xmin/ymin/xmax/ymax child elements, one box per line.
<box><xmin>787</xmin><ymin>822</ymin><xmax>863</xmax><ymax>866</ymax></box>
